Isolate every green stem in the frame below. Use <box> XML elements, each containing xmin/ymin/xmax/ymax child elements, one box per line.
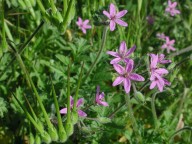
<box><xmin>74</xmin><ymin>62</ymin><xmax>84</xmax><ymax>108</ymax></box>
<box><xmin>125</xmin><ymin>93</ymin><xmax>142</xmax><ymax>143</ymax></box>
<box><xmin>49</xmin><ymin>0</ymin><xmax>57</xmax><ymax>14</ymax></box>
<box><xmin>151</xmin><ymin>92</ymin><xmax>158</xmax><ymax>129</ymax></box>
<box><xmin>51</xmin><ymin>79</ymin><xmax>67</xmax><ymax>142</ymax></box>
<box><xmin>67</xmin><ymin>61</ymin><xmax>71</xmax><ymax>123</ymax></box>
<box><xmin>83</xmin><ymin>26</ymin><xmax>108</xmax><ymax>82</ymax></box>
<box><xmin>168</xmin><ymin>126</ymin><xmax>192</xmax><ymax>142</ymax></box>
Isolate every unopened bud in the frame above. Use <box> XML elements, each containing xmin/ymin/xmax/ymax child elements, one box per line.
<box><xmin>135</xmin><ymin>91</ymin><xmax>145</xmax><ymax>103</ymax></box>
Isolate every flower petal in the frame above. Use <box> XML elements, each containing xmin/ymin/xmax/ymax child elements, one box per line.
<box><xmin>99</xmin><ymin>92</ymin><xmax>105</xmax><ymax>99</ymax></box>
<box><xmin>110</xmin><ymin>58</ymin><xmax>122</xmax><ymax>64</ymax></box>
<box><xmin>119</xmin><ymin>41</ymin><xmax>127</xmax><ymax>55</ymax></box>
<box><xmin>77</xmin><ymin>98</ymin><xmax>84</xmax><ymax>107</ymax></box>
<box><xmin>110</xmin><ymin>20</ymin><xmax>116</xmax><ymax>31</ymax></box>
<box><xmin>96</xmin><ymin>86</ymin><xmax>100</xmax><ymax>97</ymax></box>
<box><xmin>125</xmin><ymin>59</ymin><xmax>134</xmax><ymax>73</ymax></box>
<box><xmin>126</xmin><ymin>45</ymin><xmax>136</xmax><ymax>56</ymax></box>
<box><xmin>110</xmin><ymin>3</ymin><xmax>116</xmax><ymax>16</ymax></box>
<box><xmin>107</xmin><ymin>51</ymin><xmax>119</xmax><ymax>57</ymax></box>
<box><xmin>60</xmin><ymin>108</ymin><xmax>67</xmax><ymax>114</ymax></box>
<box><xmin>129</xmin><ymin>73</ymin><xmax>145</xmax><ymax>81</ymax></box>
<box><xmin>115</xmin><ymin>19</ymin><xmax>128</xmax><ymax>27</ymax></box>
<box><xmin>150</xmin><ymin>81</ymin><xmax>157</xmax><ymax>89</ymax></box>
<box><xmin>100</xmin><ymin>101</ymin><xmax>109</xmax><ymax>107</ymax></box>
<box><xmin>157</xmin><ymin>80</ymin><xmax>164</xmax><ymax>92</ymax></box>
<box><xmin>83</xmin><ymin>20</ymin><xmax>89</xmax><ymax>25</ymax></box>
<box><xmin>78</xmin><ymin>110</ymin><xmax>87</xmax><ymax>117</ymax></box>
<box><xmin>124</xmin><ymin>78</ymin><xmax>131</xmax><ymax>93</ymax></box>
<box><xmin>113</xmin><ymin>76</ymin><xmax>124</xmax><ymax>86</ymax></box>
<box><xmin>70</xmin><ymin>96</ymin><xmax>74</xmax><ymax>107</ymax></box>
<box><xmin>113</xmin><ymin>64</ymin><xmax>125</xmax><ymax>75</ymax></box>
<box><xmin>103</xmin><ymin>11</ymin><xmax>110</xmax><ymax>18</ymax></box>
<box><xmin>155</xmin><ymin>68</ymin><xmax>168</xmax><ymax>75</ymax></box>
<box><xmin>116</xmin><ymin>10</ymin><xmax>128</xmax><ymax>18</ymax></box>
<box><xmin>84</xmin><ymin>24</ymin><xmax>92</xmax><ymax>29</ymax></box>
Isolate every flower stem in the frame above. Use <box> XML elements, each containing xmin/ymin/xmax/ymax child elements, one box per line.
<box><xmin>83</xmin><ymin>26</ymin><xmax>108</xmax><ymax>82</ymax></box>
<box><xmin>125</xmin><ymin>93</ymin><xmax>142</xmax><ymax>142</ymax></box>
<box><xmin>151</xmin><ymin>92</ymin><xmax>159</xmax><ymax>130</ymax></box>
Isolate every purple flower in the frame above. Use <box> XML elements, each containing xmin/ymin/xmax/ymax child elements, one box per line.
<box><xmin>161</xmin><ymin>37</ymin><xmax>176</xmax><ymax>53</ymax></box>
<box><xmin>156</xmin><ymin>33</ymin><xmax>166</xmax><ymax>40</ymax></box>
<box><xmin>165</xmin><ymin>0</ymin><xmax>180</xmax><ymax>16</ymax></box>
<box><xmin>112</xmin><ymin>59</ymin><xmax>145</xmax><ymax>93</ymax></box>
<box><xmin>95</xmin><ymin>86</ymin><xmax>108</xmax><ymax>106</ymax></box>
<box><xmin>150</xmin><ymin>54</ymin><xmax>171</xmax><ymax>64</ymax></box>
<box><xmin>76</xmin><ymin>17</ymin><xmax>92</xmax><ymax>34</ymax></box>
<box><xmin>103</xmin><ymin>3</ymin><xmax>128</xmax><ymax>31</ymax></box>
<box><xmin>150</xmin><ymin>76</ymin><xmax>171</xmax><ymax>92</ymax></box>
<box><xmin>149</xmin><ymin>54</ymin><xmax>171</xmax><ymax>92</ymax></box>
<box><xmin>107</xmin><ymin>41</ymin><xmax>136</xmax><ymax>64</ymax></box>
<box><xmin>60</xmin><ymin>96</ymin><xmax>87</xmax><ymax>117</ymax></box>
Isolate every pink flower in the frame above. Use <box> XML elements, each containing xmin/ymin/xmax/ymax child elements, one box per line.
<box><xmin>156</xmin><ymin>33</ymin><xmax>166</xmax><ymax>40</ymax></box>
<box><xmin>107</xmin><ymin>41</ymin><xmax>136</xmax><ymax>64</ymax></box>
<box><xmin>149</xmin><ymin>54</ymin><xmax>171</xmax><ymax>92</ymax></box>
<box><xmin>165</xmin><ymin>0</ymin><xmax>180</xmax><ymax>16</ymax></box>
<box><xmin>60</xmin><ymin>96</ymin><xmax>87</xmax><ymax>117</ymax></box>
<box><xmin>95</xmin><ymin>86</ymin><xmax>108</xmax><ymax>106</ymax></box>
<box><xmin>161</xmin><ymin>37</ymin><xmax>176</xmax><ymax>53</ymax></box>
<box><xmin>150</xmin><ymin>54</ymin><xmax>171</xmax><ymax>64</ymax></box>
<box><xmin>76</xmin><ymin>17</ymin><xmax>92</xmax><ymax>34</ymax></box>
<box><xmin>103</xmin><ymin>3</ymin><xmax>128</xmax><ymax>31</ymax></box>
<box><xmin>112</xmin><ymin>59</ymin><xmax>145</xmax><ymax>93</ymax></box>
<box><xmin>150</xmin><ymin>76</ymin><xmax>171</xmax><ymax>92</ymax></box>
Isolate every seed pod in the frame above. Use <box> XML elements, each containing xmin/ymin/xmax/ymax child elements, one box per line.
<box><xmin>41</xmin><ymin>131</ymin><xmax>51</xmax><ymax>144</ymax></box>
<box><xmin>29</xmin><ymin>132</ymin><xmax>35</xmax><ymax>144</ymax></box>
<box><xmin>48</xmin><ymin>126</ymin><xmax>58</xmax><ymax>141</ymax></box>
<box><xmin>65</xmin><ymin>122</ymin><xmax>74</xmax><ymax>136</ymax></box>
<box><xmin>72</xmin><ymin>111</ymin><xmax>78</xmax><ymax>124</ymax></box>
<box><xmin>35</xmin><ymin>134</ymin><xmax>41</xmax><ymax>144</ymax></box>
<box><xmin>97</xmin><ymin>117</ymin><xmax>111</xmax><ymax>124</ymax></box>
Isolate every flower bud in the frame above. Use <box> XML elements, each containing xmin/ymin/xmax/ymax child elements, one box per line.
<box><xmin>134</xmin><ymin>91</ymin><xmax>145</xmax><ymax>103</ymax></box>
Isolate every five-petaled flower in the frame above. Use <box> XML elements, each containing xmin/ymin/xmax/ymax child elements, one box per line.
<box><xmin>165</xmin><ymin>0</ymin><xmax>180</xmax><ymax>16</ymax></box>
<box><xmin>103</xmin><ymin>3</ymin><xmax>128</xmax><ymax>31</ymax></box>
<box><xmin>60</xmin><ymin>96</ymin><xmax>87</xmax><ymax>117</ymax></box>
<box><xmin>161</xmin><ymin>37</ymin><xmax>176</xmax><ymax>53</ymax></box>
<box><xmin>95</xmin><ymin>86</ymin><xmax>109</xmax><ymax>106</ymax></box>
<box><xmin>107</xmin><ymin>41</ymin><xmax>136</xmax><ymax>64</ymax></box>
<box><xmin>76</xmin><ymin>17</ymin><xmax>92</xmax><ymax>34</ymax></box>
<box><xmin>113</xmin><ymin>59</ymin><xmax>145</xmax><ymax>93</ymax></box>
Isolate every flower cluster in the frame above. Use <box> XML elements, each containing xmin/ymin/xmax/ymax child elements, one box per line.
<box><xmin>76</xmin><ymin>3</ymin><xmax>128</xmax><ymax>33</ymax></box>
<box><xmin>107</xmin><ymin>41</ymin><xmax>145</xmax><ymax>93</ymax></box>
<box><xmin>149</xmin><ymin>54</ymin><xmax>171</xmax><ymax>92</ymax></box>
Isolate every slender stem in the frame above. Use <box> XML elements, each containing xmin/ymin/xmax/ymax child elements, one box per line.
<box><xmin>49</xmin><ymin>0</ymin><xmax>57</xmax><ymax>14</ymax></box>
<box><xmin>151</xmin><ymin>92</ymin><xmax>158</xmax><ymax>129</ymax></box>
<box><xmin>67</xmin><ymin>61</ymin><xmax>71</xmax><ymax>123</ymax></box>
<box><xmin>74</xmin><ymin>62</ymin><xmax>84</xmax><ymax>109</ymax></box>
<box><xmin>168</xmin><ymin>126</ymin><xmax>192</xmax><ymax>142</ymax></box>
<box><xmin>125</xmin><ymin>93</ymin><xmax>142</xmax><ymax>142</ymax></box>
<box><xmin>83</xmin><ymin>26</ymin><xmax>108</xmax><ymax>82</ymax></box>
<box><xmin>108</xmin><ymin>102</ymin><xmax>126</xmax><ymax>119</ymax></box>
